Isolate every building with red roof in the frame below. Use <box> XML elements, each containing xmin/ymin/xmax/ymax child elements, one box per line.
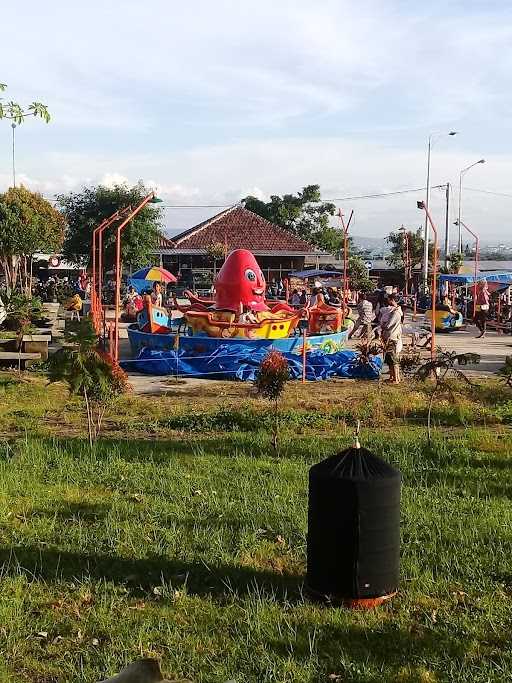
<box><xmin>154</xmin><ymin>205</ymin><xmax>329</xmax><ymax>288</ymax></box>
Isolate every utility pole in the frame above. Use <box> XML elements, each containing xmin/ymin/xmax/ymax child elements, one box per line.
<box><xmin>11</xmin><ymin>123</ymin><xmax>16</xmax><ymax>188</ymax></box>
<box><xmin>444</xmin><ymin>183</ymin><xmax>450</xmax><ymax>270</ymax></box>
<box><xmin>422</xmin><ymin>138</ymin><xmax>432</xmax><ymax>291</ymax></box>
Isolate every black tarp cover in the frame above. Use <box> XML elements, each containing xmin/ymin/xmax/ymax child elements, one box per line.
<box><xmin>307</xmin><ymin>447</ymin><xmax>401</xmax><ymax>599</ymax></box>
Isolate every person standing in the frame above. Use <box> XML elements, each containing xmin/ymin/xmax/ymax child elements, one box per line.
<box><xmin>349</xmin><ymin>292</ymin><xmax>374</xmax><ymax>339</ymax></box>
<box><xmin>474</xmin><ymin>281</ymin><xmax>490</xmax><ymax>338</ymax></box>
<box><xmin>290</xmin><ymin>289</ymin><xmax>301</xmax><ymax>307</ymax></box>
<box><xmin>381</xmin><ymin>293</ymin><xmax>403</xmax><ymax>384</ymax></box>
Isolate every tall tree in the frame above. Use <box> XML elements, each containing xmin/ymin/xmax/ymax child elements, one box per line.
<box><xmin>243</xmin><ymin>185</ymin><xmax>338</xmax><ymax>252</ymax></box>
<box><xmin>0</xmin><ymin>83</ymin><xmax>50</xmax><ymax>123</ymax></box>
<box><xmin>58</xmin><ymin>182</ymin><xmax>163</xmax><ymax>272</ymax></box>
<box><xmin>348</xmin><ymin>255</ymin><xmax>373</xmax><ymax>292</ymax></box>
<box><xmin>0</xmin><ymin>186</ymin><xmax>65</xmax><ymax>294</ymax></box>
<box><xmin>386</xmin><ymin>228</ymin><xmax>432</xmax><ymax>270</ymax></box>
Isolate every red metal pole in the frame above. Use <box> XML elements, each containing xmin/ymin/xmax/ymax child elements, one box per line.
<box><xmin>405</xmin><ymin>232</ymin><xmax>410</xmax><ymax>298</ymax></box>
<box><xmin>420</xmin><ymin>203</ymin><xmax>438</xmax><ymax>361</ymax></box>
<box><xmin>91</xmin><ymin>217</ymin><xmax>109</xmax><ymax>318</ymax></box>
<box><xmin>339</xmin><ymin>209</ymin><xmax>353</xmax><ymax>316</ymax></box>
<box><xmin>302</xmin><ymin>325</ymin><xmax>307</xmax><ymax>384</ymax></box>
<box><xmin>114</xmin><ymin>193</ymin><xmax>156</xmax><ymax>361</ymax></box>
<box><xmin>458</xmin><ymin>220</ymin><xmax>479</xmax><ymax>319</ymax></box>
<box><xmin>473</xmin><ymin>236</ymin><xmax>479</xmax><ymax>319</ymax></box>
<box><xmin>95</xmin><ymin>206</ymin><xmax>133</xmax><ymax>335</ymax></box>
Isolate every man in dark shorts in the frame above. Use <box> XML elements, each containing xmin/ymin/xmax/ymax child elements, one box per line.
<box><xmin>381</xmin><ymin>293</ymin><xmax>403</xmax><ymax>384</ymax></box>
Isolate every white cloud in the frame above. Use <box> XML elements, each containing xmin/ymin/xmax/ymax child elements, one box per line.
<box><xmin>0</xmin><ymin>1</ymin><xmax>511</xmax><ymax>238</ymax></box>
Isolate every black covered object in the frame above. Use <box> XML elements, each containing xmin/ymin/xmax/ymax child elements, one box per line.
<box><xmin>307</xmin><ymin>446</ymin><xmax>401</xmax><ymax>600</ymax></box>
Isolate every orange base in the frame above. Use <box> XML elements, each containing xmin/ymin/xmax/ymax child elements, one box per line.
<box><xmin>306</xmin><ymin>585</ymin><xmax>398</xmax><ymax>609</ymax></box>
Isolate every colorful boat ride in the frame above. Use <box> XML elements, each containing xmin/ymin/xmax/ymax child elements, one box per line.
<box><xmin>425</xmin><ymin>308</ymin><xmax>464</xmax><ymax>331</ymax></box>
<box><xmin>128</xmin><ymin>249</ymin><xmax>354</xmax><ymax>362</ymax></box>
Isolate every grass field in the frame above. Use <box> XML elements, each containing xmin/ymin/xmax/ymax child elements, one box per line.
<box><xmin>0</xmin><ymin>371</ymin><xmax>511</xmax><ymax>682</ymax></box>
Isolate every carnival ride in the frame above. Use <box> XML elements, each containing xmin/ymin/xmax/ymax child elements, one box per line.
<box><xmin>425</xmin><ymin>308</ymin><xmax>464</xmax><ymax>331</ymax></box>
<box><xmin>126</xmin><ymin>249</ymin><xmax>367</xmax><ymax>379</ymax></box>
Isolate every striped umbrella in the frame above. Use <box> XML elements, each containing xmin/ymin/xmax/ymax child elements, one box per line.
<box><xmin>131</xmin><ymin>266</ymin><xmax>177</xmax><ymax>283</ymax></box>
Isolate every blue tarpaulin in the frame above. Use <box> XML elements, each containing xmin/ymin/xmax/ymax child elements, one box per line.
<box><xmin>123</xmin><ymin>345</ymin><xmax>382</xmax><ymax>381</ymax></box>
<box><xmin>439</xmin><ymin>271</ymin><xmax>512</xmax><ymax>285</ymax></box>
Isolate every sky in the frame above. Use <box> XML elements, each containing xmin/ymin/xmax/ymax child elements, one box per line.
<box><xmin>1</xmin><ymin>0</ymin><xmax>512</xmax><ymax>243</ymax></box>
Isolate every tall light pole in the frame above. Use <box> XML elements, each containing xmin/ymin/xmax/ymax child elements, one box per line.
<box><xmin>457</xmin><ymin>159</ymin><xmax>485</xmax><ymax>253</ymax></box>
<box><xmin>422</xmin><ymin>131</ymin><xmax>458</xmax><ymax>291</ymax></box>
<box><xmin>11</xmin><ymin>123</ymin><xmax>16</xmax><ymax>188</ymax></box>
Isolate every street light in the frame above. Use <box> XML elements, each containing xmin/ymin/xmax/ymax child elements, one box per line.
<box><xmin>417</xmin><ymin>200</ymin><xmax>439</xmax><ymax>362</ymax></box>
<box><xmin>422</xmin><ymin>131</ymin><xmax>458</xmax><ymax>290</ymax></box>
<box><xmin>457</xmin><ymin>159</ymin><xmax>485</xmax><ymax>253</ymax></box>
<box><xmin>11</xmin><ymin>123</ymin><xmax>16</xmax><ymax>188</ymax></box>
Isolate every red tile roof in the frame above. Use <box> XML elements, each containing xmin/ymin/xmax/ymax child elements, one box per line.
<box><xmin>171</xmin><ymin>206</ymin><xmax>316</xmax><ymax>253</ymax></box>
<box><xmin>158</xmin><ymin>234</ymin><xmax>175</xmax><ymax>249</ymax></box>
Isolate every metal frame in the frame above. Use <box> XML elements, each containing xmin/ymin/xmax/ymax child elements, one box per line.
<box><xmin>455</xmin><ymin>219</ymin><xmax>479</xmax><ymax>318</ymax></box>
<box><xmin>113</xmin><ymin>192</ymin><xmax>157</xmax><ymax>361</ymax></box>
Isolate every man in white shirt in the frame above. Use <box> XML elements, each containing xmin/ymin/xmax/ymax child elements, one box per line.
<box><xmin>381</xmin><ymin>293</ymin><xmax>403</xmax><ymax>384</ymax></box>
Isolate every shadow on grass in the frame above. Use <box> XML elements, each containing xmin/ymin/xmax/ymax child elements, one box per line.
<box><xmin>35</xmin><ymin>434</ymin><xmax>337</xmax><ymax>464</ymax></box>
<box><xmin>265</xmin><ymin>620</ymin><xmax>469</xmax><ymax>682</ymax></box>
<box><xmin>31</xmin><ymin>501</ymin><xmax>110</xmax><ymax>522</ymax></box>
<box><xmin>0</xmin><ymin>544</ymin><xmax>303</xmax><ymax>603</ymax></box>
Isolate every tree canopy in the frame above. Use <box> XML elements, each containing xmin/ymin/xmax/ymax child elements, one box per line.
<box><xmin>386</xmin><ymin>228</ymin><xmax>432</xmax><ymax>270</ymax></box>
<box><xmin>348</xmin><ymin>255</ymin><xmax>373</xmax><ymax>292</ymax></box>
<box><xmin>243</xmin><ymin>185</ymin><xmax>338</xmax><ymax>252</ymax></box>
<box><xmin>0</xmin><ymin>83</ymin><xmax>50</xmax><ymax>124</ymax></box>
<box><xmin>58</xmin><ymin>182</ymin><xmax>164</xmax><ymax>271</ymax></box>
<box><xmin>0</xmin><ymin>186</ymin><xmax>65</xmax><ymax>292</ymax></box>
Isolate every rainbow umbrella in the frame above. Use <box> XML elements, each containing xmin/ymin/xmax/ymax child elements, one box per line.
<box><xmin>132</xmin><ymin>266</ymin><xmax>177</xmax><ymax>283</ymax></box>
<box><xmin>129</xmin><ymin>266</ymin><xmax>177</xmax><ymax>293</ymax></box>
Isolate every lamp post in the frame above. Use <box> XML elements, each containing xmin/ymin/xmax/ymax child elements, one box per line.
<box><xmin>422</xmin><ymin>131</ymin><xmax>458</xmax><ymax>290</ymax></box>
<box><xmin>417</xmin><ymin>200</ymin><xmax>439</xmax><ymax>361</ymax></box>
<box><xmin>454</xmin><ymin>219</ymin><xmax>479</xmax><ymax>318</ymax></box>
<box><xmin>11</xmin><ymin>123</ymin><xmax>16</xmax><ymax>188</ymax></box>
<box><xmin>457</xmin><ymin>159</ymin><xmax>485</xmax><ymax>253</ymax></box>
<box><xmin>113</xmin><ymin>193</ymin><xmax>162</xmax><ymax>362</ymax></box>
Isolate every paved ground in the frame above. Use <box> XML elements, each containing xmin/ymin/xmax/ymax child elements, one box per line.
<box><xmin>123</xmin><ymin>315</ymin><xmax>512</xmax><ymax>395</ymax></box>
<box><xmin>399</xmin><ymin>314</ymin><xmax>512</xmax><ymax>377</ymax></box>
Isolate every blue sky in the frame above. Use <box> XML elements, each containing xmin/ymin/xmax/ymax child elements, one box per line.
<box><xmin>1</xmin><ymin>0</ymin><xmax>511</xmax><ymax>241</ymax></box>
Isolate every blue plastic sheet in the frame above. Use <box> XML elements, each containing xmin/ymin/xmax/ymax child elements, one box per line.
<box><xmin>123</xmin><ymin>344</ymin><xmax>382</xmax><ymax>381</ymax></box>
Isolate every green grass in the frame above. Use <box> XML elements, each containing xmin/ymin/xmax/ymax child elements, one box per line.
<box><xmin>0</xmin><ymin>372</ymin><xmax>511</xmax><ymax>681</ymax></box>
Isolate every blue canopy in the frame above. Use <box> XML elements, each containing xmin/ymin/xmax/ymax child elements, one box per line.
<box><xmin>290</xmin><ymin>269</ymin><xmax>342</xmax><ymax>279</ymax></box>
<box><xmin>439</xmin><ymin>271</ymin><xmax>512</xmax><ymax>285</ymax></box>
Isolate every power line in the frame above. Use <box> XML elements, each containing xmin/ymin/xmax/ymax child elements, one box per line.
<box><xmin>161</xmin><ymin>204</ymin><xmax>231</xmax><ymax>209</ymax></box>
<box><xmin>323</xmin><ymin>187</ymin><xmax>428</xmax><ymax>201</ymax></box>
<box><xmin>465</xmin><ymin>187</ymin><xmax>512</xmax><ymax>199</ymax></box>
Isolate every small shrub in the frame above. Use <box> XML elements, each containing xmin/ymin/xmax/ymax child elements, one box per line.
<box><xmin>255</xmin><ymin>350</ymin><xmax>290</xmax><ymax>454</ymax></box>
<box><xmin>48</xmin><ymin>318</ymin><xmax>129</xmax><ymax>447</ymax></box>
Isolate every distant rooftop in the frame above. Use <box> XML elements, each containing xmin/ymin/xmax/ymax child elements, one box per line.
<box><xmin>156</xmin><ymin>205</ymin><xmax>327</xmax><ymax>256</ymax></box>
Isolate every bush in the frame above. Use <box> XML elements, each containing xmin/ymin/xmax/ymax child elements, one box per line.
<box><xmin>1</xmin><ymin>291</ymin><xmax>43</xmax><ymax>333</ymax></box>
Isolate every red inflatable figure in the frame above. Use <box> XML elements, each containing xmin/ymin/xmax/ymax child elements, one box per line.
<box><xmin>215</xmin><ymin>249</ymin><xmax>269</xmax><ymax>312</ymax></box>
